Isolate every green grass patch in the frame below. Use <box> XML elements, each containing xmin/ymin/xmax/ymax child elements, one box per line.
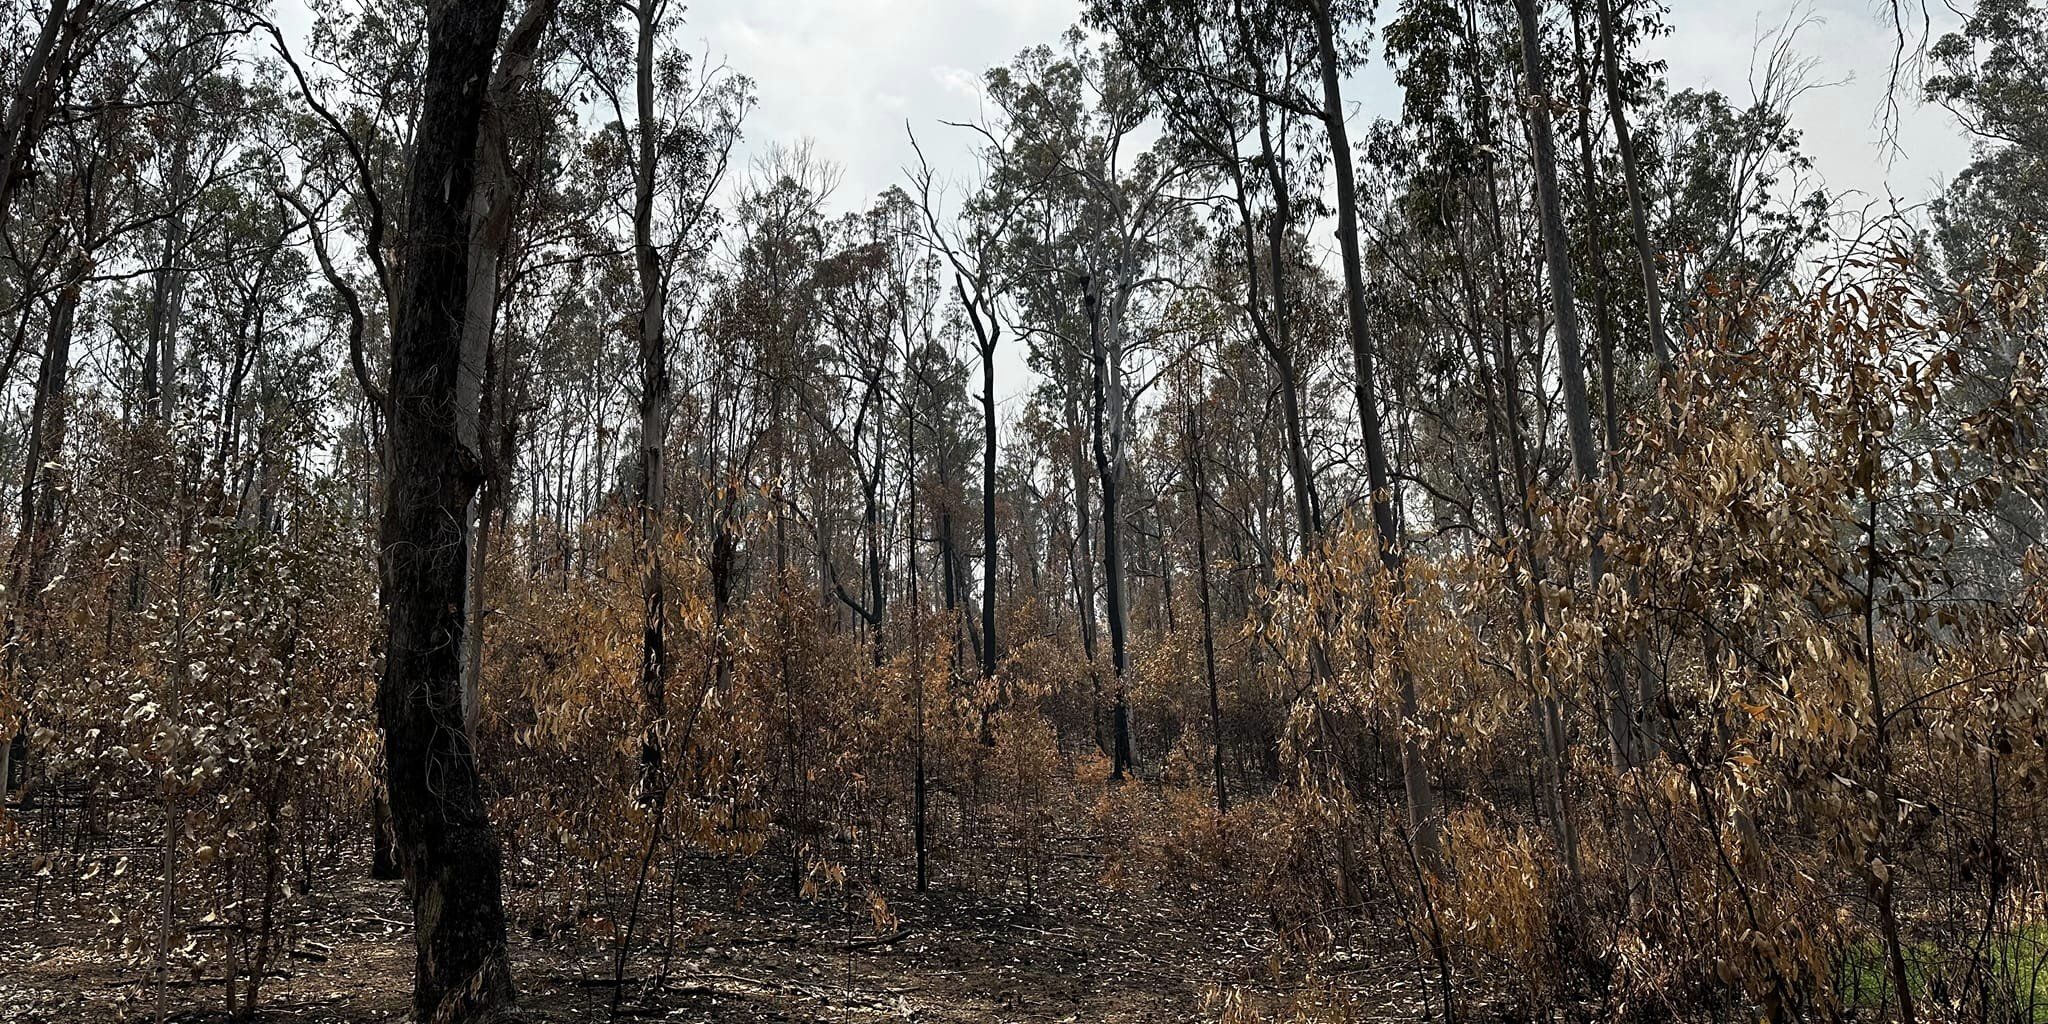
<box><xmin>1839</xmin><ymin>925</ymin><xmax>2048</xmax><ymax>1021</ymax></box>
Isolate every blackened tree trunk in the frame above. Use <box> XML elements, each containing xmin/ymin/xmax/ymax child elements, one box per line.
<box><xmin>376</xmin><ymin>1</ymin><xmax>516</xmax><ymax>1020</ymax></box>
<box><xmin>937</xmin><ymin>458</ymin><xmax>968</xmax><ymax>669</ymax></box>
<box><xmin>630</xmin><ymin>0</ymin><xmax>671</xmax><ymax>802</ymax></box>
<box><xmin>2</xmin><ymin>269</ymin><xmax>82</xmax><ymax>790</ymax></box>
<box><xmin>1258</xmin><ymin>216</ymin><xmax>1319</xmax><ymax>548</ymax></box>
<box><xmin>1187</xmin><ymin>409</ymin><xmax>1227</xmax><ymax>814</ymax></box>
<box><xmin>1243</xmin><ymin>56</ymin><xmax>1320</xmax><ymax>547</ymax></box>
<box><xmin>0</xmin><ymin>0</ymin><xmax>84</xmax><ymax>221</ymax></box>
<box><xmin>0</xmin><ymin>3</ymin><xmax>92</xmax><ymax>796</ymax></box>
<box><xmin>904</xmin><ymin>368</ymin><xmax>927</xmax><ymax>890</ymax></box>
<box><xmin>979</xmin><ymin>334</ymin><xmax>998</xmax><ymax>684</ymax></box>
<box><xmin>1086</xmin><ymin>281</ymin><xmax>1137</xmax><ymax>779</ymax></box>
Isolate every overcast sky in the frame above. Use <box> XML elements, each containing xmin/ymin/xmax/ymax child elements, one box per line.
<box><xmin>686</xmin><ymin>0</ymin><xmax>1972</xmax><ymax>215</ymax></box>
<box><xmin>272</xmin><ymin>0</ymin><xmax>1973</xmax><ymax>255</ymax></box>
<box><xmin>669</xmin><ymin>0</ymin><xmax>1973</xmax><ymax>407</ymax></box>
<box><xmin>273</xmin><ymin>0</ymin><xmax>1976</xmax><ymax>406</ymax></box>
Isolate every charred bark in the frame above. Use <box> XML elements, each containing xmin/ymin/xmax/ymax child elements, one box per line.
<box><xmin>375</xmin><ymin>1</ymin><xmax>517</xmax><ymax>1019</ymax></box>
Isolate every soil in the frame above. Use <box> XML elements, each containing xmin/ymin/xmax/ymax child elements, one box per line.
<box><xmin>0</xmin><ymin>796</ymin><xmax>1437</xmax><ymax>1023</ymax></box>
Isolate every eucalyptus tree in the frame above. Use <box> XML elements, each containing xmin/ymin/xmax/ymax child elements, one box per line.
<box><xmin>0</xmin><ymin>0</ymin><xmax>163</xmax><ymax>812</ymax></box>
<box><xmin>1930</xmin><ymin>0</ymin><xmax>2048</xmax><ymax>280</ymax></box>
<box><xmin>1095</xmin><ymin>0</ymin><xmax>1332</xmax><ymax>555</ymax></box>
<box><xmin>910</xmin><ymin>121</ymin><xmax>1020</xmax><ymax>695</ymax></box>
<box><xmin>881</xmin><ymin>183</ymin><xmax>946</xmax><ymax>889</ymax></box>
<box><xmin>133</xmin><ymin>1</ymin><xmax>247</xmax><ymax>425</ymax></box>
<box><xmin>1095</xmin><ymin>0</ymin><xmax>1444</xmax><ymax>859</ymax></box>
<box><xmin>1361</xmin><ymin>0</ymin><xmax>1588</xmax><ymax>887</ymax></box>
<box><xmin>451</xmin><ymin>0</ymin><xmax>565</xmax><ymax>733</ymax></box>
<box><xmin>719</xmin><ymin>145</ymin><xmax>834</xmax><ymax>577</ymax></box>
<box><xmin>276</xmin><ymin>0</ymin><xmax>573</xmax><ymax>882</ymax></box>
<box><xmin>1123</xmin><ymin>16</ymin><xmax>1329</xmax><ymax>533</ymax></box>
<box><xmin>1593</xmin><ymin>0</ymin><xmax>1668</xmax><ymax>367</ymax></box>
<box><xmin>1650</xmin><ymin>78</ymin><xmax>1825</xmax><ymax>341</ymax></box>
<box><xmin>980</xmin><ymin>35</ymin><xmax>1201</xmax><ymax>778</ymax></box>
<box><xmin>0</xmin><ymin>0</ymin><xmax>93</xmax><ymax>227</ymax></box>
<box><xmin>899</xmin><ymin>327</ymin><xmax>980</xmax><ymax>666</ymax></box>
<box><xmin>812</xmin><ymin>197</ymin><xmax>910</xmax><ymax>661</ymax></box>
<box><xmin>572</xmin><ymin>0</ymin><xmax>748</xmax><ymax>799</ymax></box>
<box><xmin>943</xmin><ymin>48</ymin><xmax>1110</xmax><ymax>738</ymax></box>
<box><xmin>1509</xmin><ymin>3</ymin><xmax>1639</xmax><ymax>920</ymax></box>
<box><xmin>1923</xmin><ymin>0</ymin><xmax>2048</xmax><ymax>587</ymax></box>
<box><xmin>186</xmin><ymin>180</ymin><xmax>320</xmax><ymax>534</ymax></box>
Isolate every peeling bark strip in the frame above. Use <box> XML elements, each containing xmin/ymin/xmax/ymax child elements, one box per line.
<box><xmin>377</xmin><ymin>0</ymin><xmax>515</xmax><ymax>1021</ymax></box>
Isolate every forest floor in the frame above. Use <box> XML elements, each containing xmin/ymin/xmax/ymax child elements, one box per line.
<box><xmin>0</xmin><ymin>793</ymin><xmax>1445</xmax><ymax>1023</ymax></box>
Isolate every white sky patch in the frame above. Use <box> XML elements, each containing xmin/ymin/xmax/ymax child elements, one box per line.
<box><xmin>683</xmin><ymin>0</ymin><xmax>1971</xmax><ymax>217</ymax></box>
<box><xmin>1649</xmin><ymin>0</ymin><xmax>1971</xmax><ymax>214</ymax></box>
<box><xmin>930</xmin><ymin>65</ymin><xmax>988</xmax><ymax>104</ymax></box>
<box><xmin>691</xmin><ymin>0</ymin><xmax>1076</xmax><ymax>204</ymax></box>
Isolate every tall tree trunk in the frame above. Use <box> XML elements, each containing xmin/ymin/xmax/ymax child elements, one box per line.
<box><xmin>1593</xmin><ymin>0</ymin><xmax>1669</xmax><ymax>369</ymax></box>
<box><xmin>1572</xmin><ymin>1</ymin><xmax>1668</xmax><ymax>771</ymax></box>
<box><xmin>461</xmin><ymin>349</ymin><xmax>502</xmax><ymax>736</ymax></box>
<box><xmin>1860</xmin><ymin>490</ymin><xmax>1917</xmax><ymax>1024</ymax></box>
<box><xmin>1514</xmin><ymin>0</ymin><xmax>1666</xmax><ymax>922</ymax></box>
<box><xmin>1309</xmin><ymin>0</ymin><xmax>1440</xmax><ymax>871</ymax></box>
<box><xmin>457</xmin><ymin>0</ymin><xmax>557</xmax><ymax>734</ymax></box>
<box><xmin>979</xmin><ymin>340</ymin><xmax>998</xmax><ymax>684</ymax></box>
<box><xmin>861</xmin><ymin>385</ymin><xmax>887</xmax><ymax>665</ymax></box>
<box><xmin>1569</xmin><ymin>6</ymin><xmax>1622</xmax><ymax>464</ymax></box>
<box><xmin>0</xmin><ymin>0</ymin><xmax>84</xmax><ymax>222</ymax></box>
<box><xmin>1512</xmin><ymin>0</ymin><xmax>1598</xmax><ymax>482</ymax></box>
<box><xmin>1086</xmin><ymin>282</ymin><xmax>1137</xmax><ymax>779</ymax></box>
<box><xmin>144</xmin><ymin>128</ymin><xmax>192</xmax><ymax>422</ymax></box>
<box><xmin>1065</xmin><ymin>387</ymin><xmax>1103</xmax><ymax>753</ymax></box>
<box><xmin>1454</xmin><ymin>0</ymin><xmax>1585</xmax><ymax>883</ymax></box>
<box><xmin>904</xmin><ymin>371</ymin><xmax>927</xmax><ymax>890</ymax></box>
<box><xmin>1245</xmin><ymin>89</ymin><xmax>1319</xmax><ymax>545</ymax></box>
<box><xmin>1187</xmin><ymin>410</ymin><xmax>1227</xmax><ymax>814</ymax></box>
<box><xmin>1511</xmin><ymin>0</ymin><xmax>1632</xmax><ymax>771</ymax></box>
<box><xmin>617</xmin><ymin>48</ymin><xmax>679</xmax><ymax>980</ymax></box>
<box><xmin>935</xmin><ymin>446</ymin><xmax>976</xmax><ymax>673</ymax></box>
<box><xmin>2</xmin><ymin>267</ymin><xmax>82</xmax><ymax>801</ymax></box>
<box><xmin>1470</xmin><ymin>242</ymin><xmax>1584</xmax><ymax>885</ymax></box>
<box><xmin>376</xmin><ymin>1</ymin><xmax>516</xmax><ymax>1020</ymax></box>
<box><xmin>0</xmin><ymin>0</ymin><xmax>91</xmax><ymax>793</ymax></box>
<box><xmin>631</xmin><ymin>0</ymin><xmax>671</xmax><ymax>802</ymax></box>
